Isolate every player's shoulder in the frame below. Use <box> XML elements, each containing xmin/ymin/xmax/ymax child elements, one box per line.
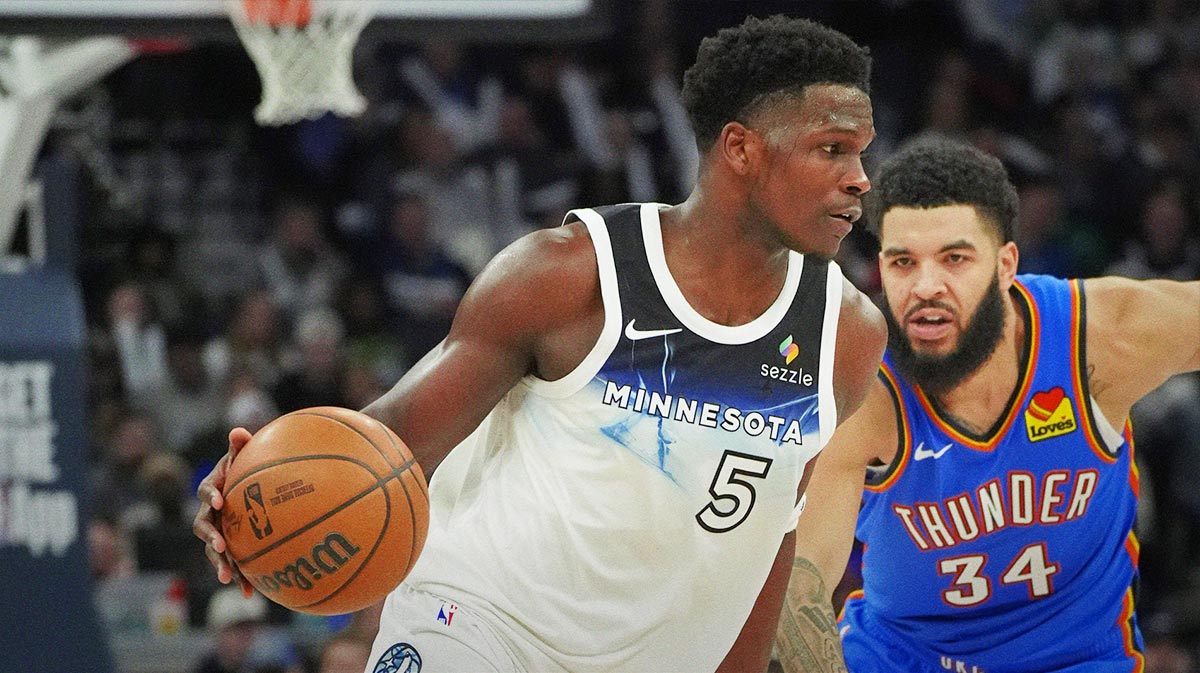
<box><xmin>480</xmin><ymin>220</ymin><xmax>597</xmax><ymax>286</ymax></box>
<box><xmin>1077</xmin><ymin>274</ymin><xmax>1142</xmax><ymax>304</ymax></box>
<box><xmin>458</xmin><ymin>219</ymin><xmax>601</xmax><ymax>330</ymax></box>
<box><xmin>1074</xmin><ymin>274</ymin><xmax>1159</xmax><ymax>334</ymax></box>
<box><xmin>836</xmin><ymin>274</ymin><xmax>888</xmax><ymax>354</ymax></box>
<box><xmin>828</xmin><ymin>271</ymin><xmax>888</xmax><ymax>425</ymax></box>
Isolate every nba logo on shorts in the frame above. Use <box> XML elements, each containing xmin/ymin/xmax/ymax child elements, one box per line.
<box><xmin>436</xmin><ymin>602</ymin><xmax>457</xmax><ymax>626</ymax></box>
<box><xmin>373</xmin><ymin>642</ymin><xmax>421</xmax><ymax>673</ymax></box>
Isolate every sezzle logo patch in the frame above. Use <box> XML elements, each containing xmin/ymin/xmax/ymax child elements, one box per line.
<box><xmin>779</xmin><ymin>335</ymin><xmax>799</xmax><ymax>364</ymax></box>
<box><xmin>761</xmin><ymin>334</ymin><xmax>812</xmax><ymax>386</ymax></box>
<box><xmin>1024</xmin><ymin>386</ymin><xmax>1076</xmax><ymax>442</ymax></box>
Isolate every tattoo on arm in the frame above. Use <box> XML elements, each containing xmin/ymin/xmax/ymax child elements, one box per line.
<box><xmin>775</xmin><ymin>556</ymin><xmax>849</xmax><ymax>673</ymax></box>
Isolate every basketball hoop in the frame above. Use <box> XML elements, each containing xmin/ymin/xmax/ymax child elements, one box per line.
<box><xmin>227</xmin><ymin>0</ymin><xmax>374</xmax><ymax>126</ymax></box>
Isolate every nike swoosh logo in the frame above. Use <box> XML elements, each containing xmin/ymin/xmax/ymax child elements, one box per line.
<box><xmin>913</xmin><ymin>442</ymin><xmax>953</xmax><ymax>461</ymax></box>
<box><xmin>625</xmin><ymin>319</ymin><xmax>683</xmax><ymax>340</ymax></box>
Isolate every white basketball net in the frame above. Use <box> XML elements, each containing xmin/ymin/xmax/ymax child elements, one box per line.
<box><xmin>227</xmin><ymin>0</ymin><xmax>373</xmax><ymax>125</ymax></box>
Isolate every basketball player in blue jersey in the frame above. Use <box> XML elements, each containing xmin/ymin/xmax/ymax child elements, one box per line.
<box><xmin>775</xmin><ymin>137</ymin><xmax>1200</xmax><ymax>673</ymax></box>
<box><xmin>195</xmin><ymin>15</ymin><xmax>888</xmax><ymax>673</ymax></box>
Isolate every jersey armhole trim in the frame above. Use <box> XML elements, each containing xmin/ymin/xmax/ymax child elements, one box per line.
<box><xmin>524</xmin><ymin>208</ymin><xmax>622</xmax><ymax>399</ymax></box>
<box><xmin>1070</xmin><ymin>279</ymin><xmax>1125</xmax><ymax>459</ymax></box>
<box><xmin>817</xmin><ymin>261</ymin><xmax>843</xmax><ymax>448</ymax></box>
<box><xmin>786</xmin><ymin>493</ymin><xmax>807</xmax><ymax>532</ymax></box>
<box><xmin>865</xmin><ymin>364</ymin><xmax>910</xmax><ymax>492</ymax></box>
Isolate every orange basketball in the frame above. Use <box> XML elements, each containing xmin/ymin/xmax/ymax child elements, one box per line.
<box><xmin>220</xmin><ymin>406</ymin><xmax>428</xmax><ymax>615</ymax></box>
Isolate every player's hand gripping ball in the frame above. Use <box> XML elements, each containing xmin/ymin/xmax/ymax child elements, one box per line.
<box><xmin>220</xmin><ymin>407</ymin><xmax>429</xmax><ymax>615</ymax></box>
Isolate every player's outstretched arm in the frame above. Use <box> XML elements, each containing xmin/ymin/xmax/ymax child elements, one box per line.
<box><xmin>744</xmin><ymin>280</ymin><xmax>882</xmax><ymax>673</ymax></box>
<box><xmin>1083</xmin><ymin>277</ymin><xmax>1200</xmax><ymax>426</ymax></box>
<box><xmin>194</xmin><ymin>222</ymin><xmax>603</xmax><ymax>588</ymax></box>
<box><xmin>775</xmin><ymin>378</ymin><xmax>895</xmax><ymax>673</ymax></box>
<box><xmin>717</xmin><ymin>277</ymin><xmax>885</xmax><ymax>673</ymax></box>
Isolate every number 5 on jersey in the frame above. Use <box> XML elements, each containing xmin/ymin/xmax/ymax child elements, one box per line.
<box><xmin>696</xmin><ymin>450</ymin><xmax>773</xmax><ymax>533</ymax></box>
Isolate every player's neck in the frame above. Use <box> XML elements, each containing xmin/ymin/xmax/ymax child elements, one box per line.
<box><xmin>668</xmin><ymin>187</ymin><xmax>791</xmax><ymax>260</ymax></box>
<box><xmin>931</xmin><ymin>293</ymin><xmax>1027</xmax><ymax>435</ymax></box>
<box><xmin>659</xmin><ymin>193</ymin><xmax>791</xmax><ymax>326</ymax></box>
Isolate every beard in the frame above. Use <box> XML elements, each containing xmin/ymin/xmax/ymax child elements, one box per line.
<box><xmin>883</xmin><ymin>275</ymin><xmax>1007</xmax><ymax>397</ymax></box>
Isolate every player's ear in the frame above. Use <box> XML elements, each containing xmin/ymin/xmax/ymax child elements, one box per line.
<box><xmin>717</xmin><ymin>121</ymin><xmax>757</xmax><ymax>176</ymax></box>
<box><xmin>997</xmin><ymin>241</ymin><xmax>1018</xmax><ymax>289</ymax></box>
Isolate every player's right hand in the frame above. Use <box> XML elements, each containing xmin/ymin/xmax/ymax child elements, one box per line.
<box><xmin>194</xmin><ymin>427</ymin><xmax>255</xmax><ymax>598</ymax></box>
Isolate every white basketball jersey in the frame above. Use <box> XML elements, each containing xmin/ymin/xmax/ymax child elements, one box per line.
<box><xmin>401</xmin><ymin>203</ymin><xmax>843</xmax><ymax>672</ymax></box>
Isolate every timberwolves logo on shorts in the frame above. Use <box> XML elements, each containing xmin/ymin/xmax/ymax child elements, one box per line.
<box><xmin>374</xmin><ymin>643</ymin><xmax>421</xmax><ymax>673</ymax></box>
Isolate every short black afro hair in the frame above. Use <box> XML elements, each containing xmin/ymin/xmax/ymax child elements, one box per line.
<box><xmin>681</xmin><ymin>15</ymin><xmax>871</xmax><ymax>149</ymax></box>
<box><xmin>867</xmin><ymin>135</ymin><xmax>1018</xmax><ymax>243</ymax></box>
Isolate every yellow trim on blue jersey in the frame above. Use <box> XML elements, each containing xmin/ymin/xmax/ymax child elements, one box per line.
<box><xmin>1068</xmin><ymin>279</ymin><xmax>1121</xmax><ymax>463</ymax></box>
<box><xmin>1125</xmin><ymin>423</ymin><xmax>1140</xmax><ymax>498</ymax></box>
<box><xmin>913</xmin><ymin>280</ymin><xmax>1040</xmax><ymax>451</ymax></box>
<box><xmin>1118</xmin><ymin>424</ymin><xmax>1137</xmax><ymax>561</ymax></box>
<box><xmin>1120</xmin><ymin>423</ymin><xmax>1144</xmax><ymax>672</ymax></box>
<box><xmin>838</xmin><ymin>588</ymin><xmax>865</xmax><ymax>623</ymax></box>
<box><xmin>866</xmin><ymin>364</ymin><xmax>910</xmax><ymax>492</ymax></box>
<box><xmin>1118</xmin><ymin>587</ymin><xmax>1145</xmax><ymax>672</ymax></box>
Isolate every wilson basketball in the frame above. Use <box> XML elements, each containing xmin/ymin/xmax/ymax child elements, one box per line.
<box><xmin>220</xmin><ymin>406</ymin><xmax>428</xmax><ymax>615</ymax></box>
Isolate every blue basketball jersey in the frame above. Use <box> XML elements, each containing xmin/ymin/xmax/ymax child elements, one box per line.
<box><xmin>841</xmin><ymin>275</ymin><xmax>1144</xmax><ymax>673</ymax></box>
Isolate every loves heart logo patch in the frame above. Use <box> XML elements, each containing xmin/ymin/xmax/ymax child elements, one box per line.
<box><xmin>1024</xmin><ymin>386</ymin><xmax>1077</xmax><ymax>442</ymax></box>
<box><xmin>1028</xmin><ymin>387</ymin><xmax>1065</xmax><ymax>422</ymax></box>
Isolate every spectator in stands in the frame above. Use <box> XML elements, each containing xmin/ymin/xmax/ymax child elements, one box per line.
<box><xmin>388</xmin><ymin>109</ymin><xmax>494</xmax><ymax>274</ymax></box>
<box><xmin>87</xmin><ymin>517</ymin><xmax>135</xmax><ymax>583</ymax></box>
<box><xmin>337</xmin><ymin>362</ymin><xmax>388</xmax><ymax>413</ymax></box>
<box><xmin>1107</xmin><ymin>178</ymin><xmax>1200</xmax><ymax>282</ymax></box>
<box><xmin>186</xmin><ymin>370</ymin><xmax>280</xmax><ymax>478</ymax></box>
<box><xmin>136</xmin><ymin>328</ymin><xmax>225</xmax><ymax>455</ymax></box>
<box><xmin>371</xmin><ymin>191</ymin><xmax>471</xmax><ymax>357</ymax></box>
<box><xmin>465</xmin><ymin>93</ymin><xmax>580</xmax><ymax>246</ymax></box>
<box><xmin>335</xmin><ymin>276</ymin><xmax>409</xmax><ymax>387</ymax></box>
<box><xmin>193</xmin><ymin>587</ymin><xmax>269</xmax><ymax>673</ymax></box>
<box><xmin>1014</xmin><ymin>180</ymin><xmax>1085</xmax><ymax>277</ymax></box>
<box><xmin>315</xmin><ymin>631</ymin><xmax>374</xmax><ymax>673</ymax></box>
<box><xmin>397</xmin><ymin>41</ymin><xmax>503</xmax><ymax>154</ymax></box>
<box><xmin>107</xmin><ymin>281</ymin><xmax>168</xmax><ymax>397</ymax></box>
<box><xmin>272</xmin><ymin>306</ymin><xmax>349</xmax><ymax>413</ymax></box>
<box><xmin>257</xmin><ymin>198</ymin><xmax>347</xmax><ymax>325</ymax></box>
<box><xmin>127</xmin><ymin>225</ymin><xmax>191</xmax><ymax>329</ymax></box>
<box><xmin>90</xmin><ymin>410</ymin><xmax>160</xmax><ymax>528</ymax></box>
<box><xmin>203</xmin><ymin>290</ymin><xmax>285</xmax><ymax>389</ymax></box>
<box><xmin>133</xmin><ymin>451</ymin><xmax>215</xmax><ymax>627</ymax></box>
<box><xmin>131</xmin><ymin>452</ymin><xmax>194</xmax><ymax>564</ymax></box>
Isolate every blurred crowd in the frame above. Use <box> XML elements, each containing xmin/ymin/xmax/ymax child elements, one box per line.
<box><xmin>58</xmin><ymin>1</ymin><xmax>1199</xmax><ymax>671</ymax></box>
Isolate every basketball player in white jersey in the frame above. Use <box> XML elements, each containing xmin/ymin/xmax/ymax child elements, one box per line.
<box><xmin>196</xmin><ymin>15</ymin><xmax>887</xmax><ymax>672</ymax></box>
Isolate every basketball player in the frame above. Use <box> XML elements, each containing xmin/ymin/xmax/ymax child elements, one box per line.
<box><xmin>775</xmin><ymin>137</ymin><xmax>1200</xmax><ymax>673</ymax></box>
<box><xmin>196</xmin><ymin>15</ymin><xmax>888</xmax><ymax>672</ymax></box>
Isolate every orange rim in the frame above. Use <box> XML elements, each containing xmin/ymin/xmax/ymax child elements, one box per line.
<box><xmin>243</xmin><ymin>0</ymin><xmax>313</xmax><ymax>27</ymax></box>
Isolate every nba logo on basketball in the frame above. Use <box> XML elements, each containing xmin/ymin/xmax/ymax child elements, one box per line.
<box><xmin>244</xmin><ymin>482</ymin><xmax>273</xmax><ymax>539</ymax></box>
<box><xmin>436</xmin><ymin>603</ymin><xmax>457</xmax><ymax>626</ymax></box>
<box><xmin>1024</xmin><ymin>386</ymin><xmax>1077</xmax><ymax>442</ymax></box>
